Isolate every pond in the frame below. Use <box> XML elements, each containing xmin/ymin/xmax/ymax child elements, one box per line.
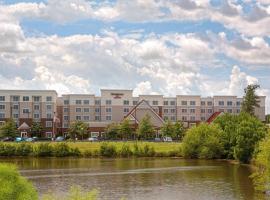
<box><xmin>0</xmin><ymin>158</ymin><xmax>266</xmax><ymax>200</ymax></box>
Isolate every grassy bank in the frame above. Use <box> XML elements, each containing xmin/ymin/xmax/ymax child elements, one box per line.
<box><xmin>0</xmin><ymin>141</ymin><xmax>182</xmax><ymax>158</ymax></box>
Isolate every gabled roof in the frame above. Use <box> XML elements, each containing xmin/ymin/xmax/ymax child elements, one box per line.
<box><xmin>124</xmin><ymin>99</ymin><xmax>165</xmax><ymax>127</ymax></box>
<box><xmin>207</xmin><ymin>112</ymin><xmax>224</xmax><ymax>124</ymax></box>
<box><xmin>18</xmin><ymin>122</ymin><xmax>30</xmax><ymax>130</ymax></box>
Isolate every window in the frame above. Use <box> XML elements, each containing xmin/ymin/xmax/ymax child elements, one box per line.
<box><xmin>181</xmin><ymin>101</ymin><xmax>187</xmax><ymax>106</ymax></box>
<box><xmin>164</xmin><ymin>109</ymin><xmax>168</xmax><ymax>114</ymax></box>
<box><xmin>63</xmin><ymin>107</ymin><xmax>69</xmax><ymax>112</ymax></box>
<box><xmin>133</xmin><ymin>101</ymin><xmax>138</xmax><ymax>105</ymax></box>
<box><xmin>46</xmin><ymin>105</ymin><xmax>52</xmax><ymax>110</ymax></box>
<box><xmin>0</xmin><ymin>105</ymin><xmax>5</xmax><ymax>110</ymax></box>
<box><xmin>23</xmin><ymin>96</ymin><xmax>29</xmax><ymax>101</ymax></box>
<box><xmin>64</xmin><ymin>116</ymin><xmax>69</xmax><ymax>121</ymax></box>
<box><xmin>106</xmin><ymin>115</ymin><xmax>112</xmax><ymax>121</ymax></box>
<box><xmin>201</xmin><ymin>116</ymin><xmax>206</xmax><ymax>121</ymax></box>
<box><xmin>76</xmin><ymin>116</ymin><xmax>81</xmax><ymax>120</ymax></box>
<box><xmin>190</xmin><ymin>109</ymin><xmax>195</xmax><ymax>113</ymax></box>
<box><xmin>152</xmin><ymin>101</ymin><xmax>158</xmax><ymax>105</ymax></box>
<box><xmin>75</xmin><ymin>100</ymin><xmax>82</xmax><ymax>105</ymax></box>
<box><xmin>76</xmin><ymin>108</ymin><xmax>82</xmax><ymax>112</ymax></box>
<box><xmin>227</xmin><ymin>109</ymin><xmax>232</xmax><ymax>113</ymax></box>
<box><xmin>63</xmin><ymin>123</ymin><xmax>69</xmax><ymax>128</ymax></box>
<box><xmin>95</xmin><ymin>100</ymin><xmax>101</xmax><ymax>105</ymax></box>
<box><xmin>218</xmin><ymin>101</ymin><xmax>224</xmax><ymax>106</ymax></box>
<box><xmin>106</xmin><ymin>100</ymin><xmax>112</xmax><ymax>105</ymax></box>
<box><xmin>83</xmin><ymin>100</ymin><xmax>90</xmax><ymax>105</ymax></box>
<box><xmin>182</xmin><ymin>116</ymin><xmax>187</xmax><ymax>121</ymax></box>
<box><xmin>95</xmin><ymin>116</ymin><xmax>100</xmax><ymax>121</ymax></box>
<box><xmin>12</xmin><ymin>96</ymin><xmax>19</xmax><ymax>102</ymax></box>
<box><xmin>0</xmin><ymin>112</ymin><xmax>5</xmax><ymax>118</ymax></box>
<box><xmin>171</xmin><ymin>116</ymin><xmax>176</xmax><ymax>121</ymax></box>
<box><xmin>64</xmin><ymin>100</ymin><xmax>69</xmax><ymax>105</ymax></box>
<box><xmin>0</xmin><ymin>96</ymin><xmax>5</xmax><ymax>101</ymax></box>
<box><xmin>227</xmin><ymin>101</ymin><xmax>233</xmax><ymax>106</ymax></box>
<box><xmin>201</xmin><ymin>109</ymin><xmax>205</xmax><ymax>113</ymax></box>
<box><xmin>163</xmin><ymin>101</ymin><xmax>168</xmax><ymax>106</ymax></box>
<box><xmin>170</xmin><ymin>101</ymin><xmax>176</xmax><ymax>106</ymax></box>
<box><xmin>13</xmin><ymin>114</ymin><xmax>19</xmax><ymax>118</ymax></box>
<box><xmin>164</xmin><ymin>116</ymin><xmax>169</xmax><ymax>121</ymax></box>
<box><xmin>208</xmin><ymin>109</ymin><xmax>212</xmax><ymax>113</ymax></box>
<box><xmin>190</xmin><ymin>116</ymin><xmax>196</xmax><ymax>121</ymax></box>
<box><xmin>46</xmin><ymin>121</ymin><xmax>52</xmax><ymax>127</ymax></box>
<box><xmin>47</xmin><ymin>113</ymin><xmax>52</xmax><ymax>118</ymax></box>
<box><xmin>182</xmin><ymin>109</ymin><xmax>187</xmax><ymax>113</ymax></box>
<box><xmin>124</xmin><ymin>108</ymin><xmax>129</xmax><ymax>113</ymax></box>
<box><xmin>83</xmin><ymin>116</ymin><xmax>90</xmax><ymax>121</ymax></box>
<box><xmin>236</xmin><ymin>109</ymin><xmax>240</xmax><ymax>113</ymax></box>
<box><xmin>190</xmin><ymin>101</ymin><xmax>196</xmax><ymax>106</ymax></box>
<box><xmin>171</xmin><ymin>109</ymin><xmax>176</xmax><ymax>113</ymax></box>
<box><xmin>201</xmin><ymin>101</ymin><xmax>205</xmax><ymax>106</ymax></box>
<box><xmin>23</xmin><ymin>108</ymin><xmax>30</xmax><ymax>114</ymax></box>
<box><xmin>33</xmin><ymin>96</ymin><xmax>40</xmax><ymax>102</ymax></box>
<box><xmin>207</xmin><ymin>101</ymin><xmax>212</xmax><ymax>106</ymax></box>
<box><xmin>236</xmin><ymin>101</ymin><xmax>241</xmax><ymax>106</ymax></box>
<box><xmin>84</xmin><ymin>108</ymin><xmax>90</xmax><ymax>113</ymax></box>
<box><xmin>123</xmin><ymin>100</ymin><xmax>129</xmax><ymax>105</ymax></box>
<box><xmin>34</xmin><ymin>114</ymin><xmax>40</xmax><ymax>119</ymax></box>
<box><xmin>106</xmin><ymin>107</ymin><xmax>112</xmax><ymax>113</ymax></box>
<box><xmin>95</xmin><ymin>108</ymin><xmax>100</xmax><ymax>113</ymax></box>
<box><xmin>13</xmin><ymin>105</ymin><xmax>19</xmax><ymax>110</ymax></box>
<box><xmin>46</xmin><ymin>96</ymin><xmax>52</xmax><ymax>102</ymax></box>
<box><xmin>34</xmin><ymin>105</ymin><xmax>40</xmax><ymax>110</ymax></box>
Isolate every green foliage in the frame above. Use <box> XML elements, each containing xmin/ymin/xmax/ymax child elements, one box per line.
<box><xmin>68</xmin><ymin>121</ymin><xmax>89</xmax><ymax>140</ymax></box>
<box><xmin>16</xmin><ymin>143</ymin><xmax>33</xmax><ymax>156</ymax></box>
<box><xmin>215</xmin><ymin>112</ymin><xmax>267</xmax><ymax>163</ymax></box>
<box><xmin>42</xmin><ymin>186</ymin><xmax>98</xmax><ymax>200</ymax></box>
<box><xmin>0</xmin><ymin>163</ymin><xmax>38</xmax><ymax>200</ymax></box>
<box><xmin>266</xmin><ymin>114</ymin><xmax>270</xmax><ymax>123</ymax></box>
<box><xmin>53</xmin><ymin>143</ymin><xmax>72</xmax><ymax>157</ymax></box>
<box><xmin>30</xmin><ymin>122</ymin><xmax>44</xmax><ymax>137</ymax></box>
<box><xmin>241</xmin><ymin>84</ymin><xmax>260</xmax><ymax>116</ymax></box>
<box><xmin>0</xmin><ymin>119</ymin><xmax>18</xmax><ymax>138</ymax></box>
<box><xmin>119</xmin><ymin>119</ymin><xmax>133</xmax><ymax>140</ymax></box>
<box><xmin>173</xmin><ymin>120</ymin><xmax>185</xmax><ymax>141</ymax></box>
<box><xmin>161</xmin><ymin>120</ymin><xmax>174</xmax><ymax>137</ymax></box>
<box><xmin>35</xmin><ymin>143</ymin><xmax>54</xmax><ymax>157</ymax></box>
<box><xmin>132</xmin><ymin>142</ymin><xmax>155</xmax><ymax>157</ymax></box>
<box><xmin>105</xmin><ymin>123</ymin><xmax>120</xmax><ymax>140</ymax></box>
<box><xmin>119</xmin><ymin>143</ymin><xmax>133</xmax><ymax>157</ymax></box>
<box><xmin>100</xmin><ymin>143</ymin><xmax>117</xmax><ymax>157</ymax></box>
<box><xmin>182</xmin><ymin>123</ymin><xmax>224</xmax><ymax>159</ymax></box>
<box><xmin>137</xmin><ymin>114</ymin><xmax>155</xmax><ymax>140</ymax></box>
<box><xmin>0</xmin><ymin>143</ymin><xmax>16</xmax><ymax>156</ymax></box>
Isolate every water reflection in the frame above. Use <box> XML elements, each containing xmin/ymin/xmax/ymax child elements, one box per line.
<box><xmin>0</xmin><ymin>158</ymin><xmax>266</xmax><ymax>200</ymax></box>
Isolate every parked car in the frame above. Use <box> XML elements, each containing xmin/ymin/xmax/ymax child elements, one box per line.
<box><xmin>154</xmin><ymin>137</ymin><xmax>161</xmax><ymax>142</ymax></box>
<box><xmin>163</xmin><ymin>136</ymin><xmax>173</xmax><ymax>142</ymax></box>
<box><xmin>1</xmin><ymin>137</ymin><xmax>14</xmax><ymax>142</ymax></box>
<box><xmin>87</xmin><ymin>137</ymin><xmax>98</xmax><ymax>142</ymax></box>
<box><xmin>55</xmin><ymin>136</ymin><xmax>65</xmax><ymax>142</ymax></box>
<box><xmin>15</xmin><ymin>137</ymin><xmax>25</xmax><ymax>142</ymax></box>
<box><xmin>25</xmin><ymin>137</ymin><xmax>35</xmax><ymax>142</ymax></box>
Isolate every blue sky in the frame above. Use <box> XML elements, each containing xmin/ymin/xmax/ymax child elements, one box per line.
<box><xmin>0</xmin><ymin>0</ymin><xmax>269</xmax><ymax>112</ymax></box>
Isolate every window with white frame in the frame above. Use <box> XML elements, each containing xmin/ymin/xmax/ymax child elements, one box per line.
<box><xmin>218</xmin><ymin>101</ymin><xmax>224</xmax><ymax>106</ymax></box>
<box><xmin>190</xmin><ymin>101</ymin><xmax>196</xmax><ymax>106</ymax></box>
<box><xmin>182</xmin><ymin>116</ymin><xmax>187</xmax><ymax>121</ymax></box>
<box><xmin>207</xmin><ymin>101</ymin><xmax>213</xmax><ymax>106</ymax></box>
<box><xmin>171</xmin><ymin>109</ymin><xmax>176</xmax><ymax>113</ymax></box>
<box><xmin>95</xmin><ymin>116</ymin><xmax>100</xmax><ymax>121</ymax></box>
<box><xmin>201</xmin><ymin>101</ymin><xmax>205</xmax><ymax>106</ymax></box>
<box><xmin>236</xmin><ymin>101</ymin><xmax>241</xmax><ymax>106</ymax></box>
<box><xmin>181</xmin><ymin>101</ymin><xmax>187</xmax><ymax>106</ymax></box>
<box><xmin>23</xmin><ymin>96</ymin><xmax>29</xmax><ymax>101</ymax></box>
<box><xmin>95</xmin><ymin>108</ymin><xmax>100</xmax><ymax>113</ymax></box>
<box><xmin>95</xmin><ymin>100</ymin><xmax>101</xmax><ymax>105</ymax></box>
<box><xmin>164</xmin><ymin>109</ymin><xmax>168</xmax><ymax>114</ymax></box>
<box><xmin>83</xmin><ymin>100</ymin><xmax>90</xmax><ymax>105</ymax></box>
<box><xmin>64</xmin><ymin>100</ymin><xmax>69</xmax><ymax>105</ymax></box>
<box><xmin>0</xmin><ymin>113</ymin><xmax>5</xmax><ymax>118</ymax></box>
<box><xmin>12</xmin><ymin>96</ymin><xmax>19</xmax><ymax>102</ymax></box>
<box><xmin>106</xmin><ymin>107</ymin><xmax>112</xmax><ymax>113</ymax></box>
<box><xmin>34</xmin><ymin>113</ymin><xmax>40</xmax><ymax>119</ymax></box>
<box><xmin>76</xmin><ymin>108</ymin><xmax>82</xmax><ymax>112</ymax></box>
<box><xmin>34</xmin><ymin>105</ymin><xmax>40</xmax><ymax>110</ymax></box>
<box><xmin>76</xmin><ymin>116</ymin><xmax>81</xmax><ymax>120</ymax></box>
<box><xmin>106</xmin><ymin>115</ymin><xmax>112</xmax><ymax>121</ymax></box>
<box><xmin>190</xmin><ymin>109</ymin><xmax>195</xmax><ymax>113</ymax></box>
<box><xmin>190</xmin><ymin>116</ymin><xmax>196</xmax><ymax>121</ymax></box>
<box><xmin>152</xmin><ymin>101</ymin><xmax>158</xmax><ymax>106</ymax></box>
<box><xmin>46</xmin><ymin>96</ymin><xmax>52</xmax><ymax>102</ymax></box>
<box><xmin>163</xmin><ymin>101</ymin><xmax>168</xmax><ymax>106</ymax></box>
<box><xmin>13</xmin><ymin>104</ymin><xmax>19</xmax><ymax>109</ymax></box>
<box><xmin>33</xmin><ymin>96</ymin><xmax>40</xmax><ymax>102</ymax></box>
<box><xmin>23</xmin><ymin>108</ymin><xmax>30</xmax><ymax>114</ymax></box>
<box><xmin>13</xmin><ymin>114</ymin><xmax>19</xmax><ymax>118</ymax></box>
<box><xmin>106</xmin><ymin>100</ymin><xmax>112</xmax><ymax>105</ymax></box>
<box><xmin>171</xmin><ymin>116</ymin><xmax>176</xmax><ymax>121</ymax></box>
<box><xmin>123</xmin><ymin>108</ymin><xmax>129</xmax><ymax>113</ymax></box>
<box><xmin>76</xmin><ymin>100</ymin><xmax>82</xmax><ymax>105</ymax></box>
<box><xmin>0</xmin><ymin>96</ymin><xmax>5</xmax><ymax>101</ymax></box>
<box><xmin>63</xmin><ymin>107</ymin><xmax>69</xmax><ymax>112</ymax></box>
<box><xmin>46</xmin><ymin>104</ymin><xmax>52</xmax><ymax>110</ymax></box>
<box><xmin>227</xmin><ymin>101</ymin><xmax>233</xmax><ymax>106</ymax></box>
<box><xmin>0</xmin><ymin>105</ymin><xmax>5</xmax><ymax>110</ymax></box>
<box><xmin>46</xmin><ymin>121</ymin><xmax>52</xmax><ymax>127</ymax></box>
<box><xmin>83</xmin><ymin>116</ymin><xmax>90</xmax><ymax>121</ymax></box>
<box><xmin>47</xmin><ymin>113</ymin><xmax>52</xmax><ymax>119</ymax></box>
<box><xmin>133</xmin><ymin>101</ymin><xmax>138</xmax><ymax>105</ymax></box>
<box><xmin>83</xmin><ymin>108</ymin><xmax>90</xmax><ymax>113</ymax></box>
<box><xmin>182</xmin><ymin>109</ymin><xmax>187</xmax><ymax>113</ymax></box>
<box><xmin>201</xmin><ymin>109</ymin><xmax>205</xmax><ymax>113</ymax></box>
<box><xmin>123</xmin><ymin>100</ymin><xmax>129</xmax><ymax>105</ymax></box>
<box><xmin>208</xmin><ymin>109</ymin><xmax>212</xmax><ymax>113</ymax></box>
<box><xmin>64</xmin><ymin>116</ymin><xmax>69</xmax><ymax>121</ymax></box>
<box><xmin>170</xmin><ymin>101</ymin><xmax>176</xmax><ymax>106</ymax></box>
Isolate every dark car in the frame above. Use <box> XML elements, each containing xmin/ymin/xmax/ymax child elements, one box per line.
<box><xmin>1</xmin><ymin>137</ymin><xmax>14</xmax><ymax>142</ymax></box>
<box><xmin>55</xmin><ymin>136</ymin><xmax>65</xmax><ymax>142</ymax></box>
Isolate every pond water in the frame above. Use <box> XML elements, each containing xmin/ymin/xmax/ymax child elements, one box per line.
<box><xmin>0</xmin><ymin>158</ymin><xmax>267</xmax><ymax>200</ymax></box>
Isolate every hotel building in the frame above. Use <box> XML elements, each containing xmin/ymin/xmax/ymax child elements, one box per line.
<box><xmin>0</xmin><ymin>89</ymin><xmax>266</xmax><ymax>138</ymax></box>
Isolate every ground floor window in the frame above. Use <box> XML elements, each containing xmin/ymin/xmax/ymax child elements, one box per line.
<box><xmin>46</xmin><ymin>132</ymin><xmax>52</xmax><ymax>138</ymax></box>
<box><xmin>91</xmin><ymin>132</ymin><xmax>99</xmax><ymax>138</ymax></box>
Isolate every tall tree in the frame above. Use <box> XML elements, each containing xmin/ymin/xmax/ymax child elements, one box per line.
<box><xmin>173</xmin><ymin>120</ymin><xmax>185</xmax><ymax>140</ymax></box>
<box><xmin>68</xmin><ymin>121</ymin><xmax>89</xmax><ymax>140</ymax></box>
<box><xmin>0</xmin><ymin>119</ymin><xmax>18</xmax><ymax>138</ymax></box>
<box><xmin>105</xmin><ymin>123</ymin><xmax>119</xmax><ymax>140</ymax></box>
<box><xmin>30</xmin><ymin>122</ymin><xmax>44</xmax><ymax>137</ymax></box>
<box><xmin>137</xmin><ymin>114</ymin><xmax>155</xmax><ymax>140</ymax></box>
<box><xmin>160</xmin><ymin>120</ymin><xmax>174</xmax><ymax>137</ymax></box>
<box><xmin>241</xmin><ymin>84</ymin><xmax>260</xmax><ymax>116</ymax></box>
<box><xmin>119</xmin><ymin>118</ymin><xmax>133</xmax><ymax>140</ymax></box>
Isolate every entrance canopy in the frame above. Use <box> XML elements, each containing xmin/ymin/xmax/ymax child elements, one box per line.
<box><xmin>18</xmin><ymin>122</ymin><xmax>30</xmax><ymax>130</ymax></box>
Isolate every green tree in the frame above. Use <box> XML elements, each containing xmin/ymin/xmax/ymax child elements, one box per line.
<box><xmin>173</xmin><ymin>120</ymin><xmax>185</xmax><ymax>140</ymax></box>
<box><xmin>0</xmin><ymin>163</ymin><xmax>38</xmax><ymax>200</ymax></box>
<box><xmin>182</xmin><ymin>123</ymin><xmax>224</xmax><ymax>159</ymax></box>
<box><xmin>68</xmin><ymin>121</ymin><xmax>89</xmax><ymax>140</ymax></box>
<box><xmin>0</xmin><ymin>119</ymin><xmax>18</xmax><ymax>138</ymax></box>
<box><xmin>104</xmin><ymin>123</ymin><xmax>119</xmax><ymax>140</ymax></box>
<box><xmin>266</xmin><ymin>114</ymin><xmax>270</xmax><ymax>123</ymax></box>
<box><xmin>241</xmin><ymin>84</ymin><xmax>260</xmax><ymax>116</ymax></box>
<box><xmin>137</xmin><ymin>114</ymin><xmax>155</xmax><ymax>140</ymax></box>
<box><xmin>119</xmin><ymin>118</ymin><xmax>133</xmax><ymax>140</ymax></box>
<box><xmin>30</xmin><ymin>122</ymin><xmax>44</xmax><ymax>137</ymax></box>
<box><xmin>160</xmin><ymin>120</ymin><xmax>174</xmax><ymax>137</ymax></box>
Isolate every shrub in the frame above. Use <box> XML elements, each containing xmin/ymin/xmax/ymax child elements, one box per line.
<box><xmin>83</xmin><ymin>150</ymin><xmax>92</xmax><ymax>157</ymax></box>
<box><xmin>142</xmin><ymin>144</ymin><xmax>155</xmax><ymax>157</ymax></box>
<box><xmin>0</xmin><ymin>143</ymin><xmax>16</xmax><ymax>156</ymax></box>
<box><xmin>16</xmin><ymin>143</ymin><xmax>33</xmax><ymax>156</ymax></box>
<box><xmin>182</xmin><ymin>123</ymin><xmax>224</xmax><ymax>159</ymax></box>
<box><xmin>119</xmin><ymin>144</ymin><xmax>133</xmax><ymax>157</ymax></box>
<box><xmin>0</xmin><ymin>163</ymin><xmax>38</xmax><ymax>200</ymax></box>
<box><xmin>70</xmin><ymin>147</ymin><xmax>81</xmax><ymax>156</ymax></box>
<box><xmin>53</xmin><ymin>143</ymin><xmax>71</xmax><ymax>157</ymax></box>
<box><xmin>100</xmin><ymin>143</ymin><xmax>117</xmax><ymax>157</ymax></box>
<box><xmin>133</xmin><ymin>142</ymin><xmax>141</xmax><ymax>157</ymax></box>
<box><xmin>35</xmin><ymin>143</ymin><xmax>54</xmax><ymax>157</ymax></box>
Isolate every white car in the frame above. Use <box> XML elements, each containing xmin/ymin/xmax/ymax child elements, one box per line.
<box><xmin>163</xmin><ymin>136</ymin><xmax>173</xmax><ymax>142</ymax></box>
<box><xmin>87</xmin><ymin>137</ymin><xmax>98</xmax><ymax>142</ymax></box>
